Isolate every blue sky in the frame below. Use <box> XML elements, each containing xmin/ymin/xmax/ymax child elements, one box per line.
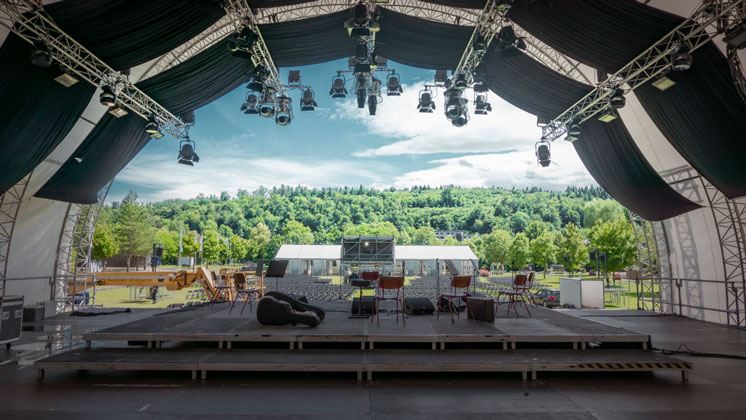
<box><xmin>110</xmin><ymin>59</ymin><xmax>595</xmax><ymax>203</ymax></box>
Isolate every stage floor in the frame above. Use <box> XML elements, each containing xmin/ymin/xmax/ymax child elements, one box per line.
<box><xmin>81</xmin><ymin>301</ymin><xmax>651</xmax><ymax>350</ymax></box>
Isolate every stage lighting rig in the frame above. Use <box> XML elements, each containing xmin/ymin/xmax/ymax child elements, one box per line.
<box><xmin>536</xmin><ymin>140</ymin><xmax>551</xmax><ymax>167</ymax></box>
<box><xmin>386</xmin><ymin>71</ymin><xmax>403</xmax><ymax>96</ymax></box>
<box><xmin>227</xmin><ymin>25</ymin><xmax>258</xmax><ymax>59</ymax></box>
<box><xmin>99</xmin><ymin>85</ymin><xmax>117</xmax><ymax>107</ymax></box>
<box><xmin>275</xmin><ymin>96</ymin><xmax>292</xmax><ymax>126</ymax></box>
<box><xmin>444</xmin><ymin>87</ymin><xmax>469</xmax><ymax>127</ymax></box>
<box><xmin>30</xmin><ymin>39</ymin><xmax>52</xmax><ymax>67</ymax></box>
<box><xmin>241</xmin><ymin>93</ymin><xmax>259</xmax><ymax>114</ymax></box>
<box><xmin>177</xmin><ymin>137</ymin><xmax>199</xmax><ymax>166</ymax></box>
<box><xmin>258</xmin><ymin>88</ymin><xmax>276</xmax><ymax>118</ymax></box>
<box><xmin>300</xmin><ymin>89</ymin><xmax>318</xmax><ymax>111</ymax></box>
<box><xmin>145</xmin><ymin>115</ymin><xmax>164</xmax><ymax>139</ymax></box>
<box><xmin>496</xmin><ymin>25</ymin><xmax>527</xmax><ymax>57</ymax></box>
<box><xmin>417</xmin><ymin>88</ymin><xmax>436</xmax><ymax>113</ymax></box>
<box><xmin>330</xmin><ymin>73</ymin><xmax>348</xmax><ymax>98</ymax></box>
<box><xmin>474</xmin><ymin>93</ymin><xmax>492</xmax><ymax>115</ymax></box>
<box><xmin>670</xmin><ymin>42</ymin><xmax>693</xmax><ymax>71</ymax></box>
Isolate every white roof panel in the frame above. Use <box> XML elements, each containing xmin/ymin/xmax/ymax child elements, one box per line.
<box><xmin>275</xmin><ymin>244</ymin><xmax>477</xmax><ymax>261</ymax></box>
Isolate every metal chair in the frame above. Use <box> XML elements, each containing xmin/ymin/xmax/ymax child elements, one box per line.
<box><xmin>372</xmin><ymin>276</ymin><xmax>406</xmax><ymax>326</ymax></box>
<box><xmin>206</xmin><ymin>269</ymin><xmax>233</xmax><ymax>307</ymax></box>
<box><xmin>229</xmin><ymin>272</ymin><xmax>261</xmax><ymax>315</ymax></box>
<box><xmin>437</xmin><ymin>275</ymin><xmax>471</xmax><ymax>323</ymax></box>
<box><xmin>495</xmin><ymin>274</ymin><xmax>532</xmax><ymax>318</ymax></box>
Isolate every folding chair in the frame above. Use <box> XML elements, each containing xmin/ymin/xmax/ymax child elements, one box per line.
<box><xmin>372</xmin><ymin>276</ymin><xmax>406</xmax><ymax>326</ymax></box>
<box><xmin>437</xmin><ymin>275</ymin><xmax>471</xmax><ymax>323</ymax></box>
<box><xmin>229</xmin><ymin>272</ymin><xmax>261</xmax><ymax>315</ymax></box>
<box><xmin>495</xmin><ymin>274</ymin><xmax>532</xmax><ymax>318</ymax></box>
<box><xmin>206</xmin><ymin>268</ymin><xmax>232</xmax><ymax>307</ymax></box>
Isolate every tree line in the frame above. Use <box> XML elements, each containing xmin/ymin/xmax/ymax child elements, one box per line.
<box><xmin>93</xmin><ymin>186</ymin><xmax>636</xmax><ymax>273</ymax></box>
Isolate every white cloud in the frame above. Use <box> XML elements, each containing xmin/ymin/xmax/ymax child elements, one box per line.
<box><xmin>392</xmin><ymin>144</ymin><xmax>596</xmax><ymax>191</ymax></box>
<box><xmin>332</xmin><ymin>81</ymin><xmax>539</xmax><ymax>157</ymax></box>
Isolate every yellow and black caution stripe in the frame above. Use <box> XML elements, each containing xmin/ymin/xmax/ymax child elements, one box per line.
<box><xmin>567</xmin><ymin>362</ymin><xmax>692</xmax><ymax>369</ymax></box>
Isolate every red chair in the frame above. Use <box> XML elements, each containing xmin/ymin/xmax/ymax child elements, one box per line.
<box><xmin>361</xmin><ymin>271</ymin><xmax>380</xmax><ymax>282</ymax></box>
<box><xmin>437</xmin><ymin>275</ymin><xmax>471</xmax><ymax>323</ymax></box>
<box><xmin>495</xmin><ymin>274</ymin><xmax>532</xmax><ymax>318</ymax></box>
<box><xmin>372</xmin><ymin>276</ymin><xmax>406</xmax><ymax>326</ymax></box>
<box><xmin>229</xmin><ymin>272</ymin><xmax>261</xmax><ymax>315</ymax></box>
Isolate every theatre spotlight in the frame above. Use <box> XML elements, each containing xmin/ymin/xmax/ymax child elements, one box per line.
<box><xmin>537</xmin><ymin>117</ymin><xmax>549</xmax><ymax>127</ymax></box>
<box><xmin>177</xmin><ymin>138</ymin><xmax>199</xmax><ymax>166</ymax></box>
<box><xmin>724</xmin><ymin>22</ymin><xmax>746</xmax><ymax>49</ymax></box>
<box><xmin>54</xmin><ymin>69</ymin><xmax>79</xmax><ymax>87</ymax></box>
<box><xmin>300</xmin><ymin>89</ymin><xmax>317</xmax><ymax>111</ymax></box>
<box><xmin>473</xmin><ymin>34</ymin><xmax>487</xmax><ymax>56</ymax></box>
<box><xmin>247</xmin><ymin>81</ymin><xmax>264</xmax><ymax>92</ymax></box>
<box><xmin>452</xmin><ymin>72</ymin><xmax>468</xmax><ymax>90</ymax></box>
<box><xmin>145</xmin><ymin>115</ymin><xmax>163</xmax><ymax>139</ymax></box>
<box><xmin>565</xmin><ymin>120</ymin><xmax>581</xmax><ymax>142</ymax></box>
<box><xmin>31</xmin><ymin>40</ymin><xmax>52</xmax><ymax>67</ymax></box>
<box><xmin>107</xmin><ymin>105</ymin><xmax>128</xmax><ymax>118</ymax></box>
<box><xmin>386</xmin><ymin>72</ymin><xmax>402</xmax><ymax>96</ymax></box>
<box><xmin>275</xmin><ymin>96</ymin><xmax>292</xmax><ymax>126</ymax></box>
<box><xmin>353</xmin><ymin>3</ymin><xmax>369</xmax><ymax>26</ymax></box>
<box><xmin>417</xmin><ymin>89</ymin><xmax>436</xmax><ymax>113</ymax></box>
<box><xmin>259</xmin><ymin>90</ymin><xmax>276</xmax><ymax>118</ymax></box>
<box><xmin>608</xmin><ymin>87</ymin><xmax>625</xmax><ymax>109</ymax></box>
<box><xmin>536</xmin><ymin>140</ymin><xmax>551</xmax><ymax>167</ymax></box>
<box><xmin>444</xmin><ymin>87</ymin><xmax>469</xmax><ymax>127</ymax></box>
<box><xmin>474</xmin><ymin>93</ymin><xmax>492</xmax><ymax>115</ymax></box>
<box><xmin>99</xmin><ymin>85</ymin><xmax>117</xmax><ymax>107</ymax></box>
<box><xmin>241</xmin><ymin>93</ymin><xmax>260</xmax><ymax>114</ymax></box>
<box><xmin>330</xmin><ymin>74</ymin><xmax>348</xmax><ymax>98</ymax></box>
<box><xmin>598</xmin><ymin>107</ymin><xmax>618</xmax><ymax>123</ymax></box>
<box><xmin>652</xmin><ymin>72</ymin><xmax>676</xmax><ymax>91</ymax></box>
<box><xmin>670</xmin><ymin>43</ymin><xmax>692</xmax><ymax>71</ymax></box>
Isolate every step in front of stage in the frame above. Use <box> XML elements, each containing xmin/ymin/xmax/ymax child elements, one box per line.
<box><xmin>34</xmin><ymin>348</ymin><xmax>691</xmax><ymax>381</ymax></box>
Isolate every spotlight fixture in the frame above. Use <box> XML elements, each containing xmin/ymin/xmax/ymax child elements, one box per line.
<box><xmin>386</xmin><ymin>72</ymin><xmax>402</xmax><ymax>96</ymax></box>
<box><xmin>330</xmin><ymin>74</ymin><xmax>348</xmax><ymax>98</ymax></box>
<box><xmin>99</xmin><ymin>85</ymin><xmax>117</xmax><ymax>107</ymax></box>
<box><xmin>608</xmin><ymin>87</ymin><xmax>625</xmax><ymax>109</ymax></box>
<box><xmin>107</xmin><ymin>105</ymin><xmax>128</xmax><ymax>118</ymax></box>
<box><xmin>536</xmin><ymin>140</ymin><xmax>551</xmax><ymax>167</ymax></box>
<box><xmin>452</xmin><ymin>72</ymin><xmax>468</xmax><ymax>90</ymax></box>
<box><xmin>177</xmin><ymin>137</ymin><xmax>199</xmax><ymax>166</ymax></box>
<box><xmin>54</xmin><ymin>69</ymin><xmax>79</xmax><ymax>87</ymax></box>
<box><xmin>227</xmin><ymin>26</ymin><xmax>258</xmax><ymax>59</ymax></box>
<box><xmin>275</xmin><ymin>96</ymin><xmax>292</xmax><ymax>126</ymax></box>
<box><xmin>536</xmin><ymin>117</ymin><xmax>549</xmax><ymax>127</ymax></box>
<box><xmin>258</xmin><ymin>89</ymin><xmax>276</xmax><ymax>118</ymax></box>
<box><xmin>598</xmin><ymin>107</ymin><xmax>618</xmax><ymax>123</ymax></box>
<box><xmin>472</xmin><ymin>34</ymin><xmax>487</xmax><ymax>56</ymax></box>
<box><xmin>444</xmin><ymin>87</ymin><xmax>469</xmax><ymax>127</ymax></box>
<box><xmin>670</xmin><ymin>43</ymin><xmax>692</xmax><ymax>71</ymax></box>
<box><xmin>247</xmin><ymin>81</ymin><xmax>264</xmax><ymax>92</ymax></box>
<box><xmin>242</xmin><ymin>93</ymin><xmax>260</xmax><ymax>114</ymax></box>
<box><xmin>474</xmin><ymin>93</ymin><xmax>492</xmax><ymax>115</ymax></box>
<box><xmin>145</xmin><ymin>115</ymin><xmax>160</xmax><ymax>134</ymax></box>
<box><xmin>300</xmin><ymin>89</ymin><xmax>317</xmax><ymax>111</ymax></box>
<box><xmin>724</xmin><ymin>22</ymin><xmax>746</xmax><ymax>49</ymax></box>
<box><xmin>565</xmin><ymin>120</ymin><xmax>581</xmax><ymax>142</ymax></box>
<box><xmin>417</xmin><ymin>89</ymin><xmax>436</xmax><ymax>113</ymax></box>
<box><xmin>30</xmin><ymin>40</ymin><xmax>52</xmax><ymax>67</ymax></box>
<box><xmin>651</xmin><ymin>72</ymin><xmax>676</xmax><ymax>91</ymax></box>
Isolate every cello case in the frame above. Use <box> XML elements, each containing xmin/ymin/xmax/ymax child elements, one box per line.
<box><xmin>265</xmin><ymin>291</ymin><xmax>326</xmax><ymax>320</ymax></box>
<box><xmin>256</xmin><ymin>296</ymin><xmax>320</xmax><ymax>327</ymax></box>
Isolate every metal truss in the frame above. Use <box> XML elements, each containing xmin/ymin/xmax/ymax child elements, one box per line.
<box><xmin>701</xmin><ymin>178</ymin><xmax>746</xmax><ymax>326</ymax></box>
<box><xmin>454</xmin><ymin>0</ymin><xmax>505</xmax><ymax>83</ymax></box>
<box><xmin>0</xmin><ymin>0</ymin><xmax>188</xmax><ymax>139</ymax></box>
<box><xmin>0</xmin><ymin>173</ymin><xmax>32</xmax><ymax>298</ymax></box>
<box><xmin>541</xmin><ymin>0</ymin><xmax>746</xmax><ymax>142</ymax></box>
<box><xmin>727</xmin><ymin>45</ymin><xmax>746</xmax><ymax>104</ymax></box>
<box><xmin>629</xmin><ymin>211</ymin><xmax>663</xmax><ymax>313</ymax></box>
<box><xmin>52</xmin><ymin>181</ymin><xmax>111</xmax><ymax>313</ymax></box>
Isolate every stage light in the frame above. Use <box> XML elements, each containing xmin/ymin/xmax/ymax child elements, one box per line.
<box><xmin>444</xmin><ymin>88</ymin><xmax>469</xmax><ymax>127</ymax></box>
<box><xmin>474</xmin><ymin>93</ymin><xmax>492</xmax><ymax>115</ymax></box>
<box><xmin>247</xmin><ymin>81</ymin><xmax>264</xmax><ymax>92</ymax></box>
<box><xmin>352</xmin><ymin>3</ymin><xmax>369</xmax><ymax>26</ymax></box>
<box><xmin>288</xmin><ymin>70</ymin><xmax>301</xmax><ymax>85</ymax></box>
<box><xmin>724</xmin><ymin>23</ymin><xmax>746</xmax><ymax>49</ymax></box>
<box><xmin>330</xmin><ymin>74</ymin><xmax>348</xmax><ymax>98</ymax></box>
<box><xmin>608</xmin><ymin>87</ymin><xmax>625</xmax><ymax>109</ymax></box>
<box><xmin>652</xmin><ymin>73</ymin><xmax>676</xmax><ymax>91</ymax></box>
<box><xmin>31</xmin><ymin>40</ymin><xmax>52</xmax><ymax>67</ymax></box>
<box><xmin>107</xmin><ymin>106</ymin><xmax>128</xmax><ymax>118</ymax></box>
<box><xmin>417</xmin><ymin>90</ymin><xmax>435</xmax><ymax>113</ymax></box>
<box><xmin>536</xmin><ymin>141</ymin><xmax>551</xmax><ymax>167</ymax></box>
<box><xmin>54</xmin><ymin>70</ymin><xmax>79</xmax><ymax>87</ymax></box>
<box><xmin>537</xmin><ymin>117</ymin><xmax>549</xmax><ymax>127</ymax></box>
<box><xmin>472</xmin><ymin>34</ymin><xmax>487</xmax><ymax>56</ymax></box>
<box><xmin>275</xmin><ymin>96</ymin><xmax>292</xmax><ymax>126</ymax></box>
<box><xmin>565</xmin><ymin>120</ymin><xmax>581</xmax><ymax>142</ymax></box>
<box><xmin>178</xmin><ymin>138</ymin><xmax>199</xmax><ymax>166</ymax></box>
<box><xmin>300</xmin><ymin>89</ymin><xmax>317</xmax><ymax>111</ymax></box>
<box><xmin>236</xmin><ymin>27</ymin><xmax>258</xmax><ymax>48</ymax></box>
<box><xmin>598</xmin><ymin>108</ymin><xmax>618</xmax><ymax>123</ymax></box>
<box><xmin>452</xmin><ymin>72</ymin><xmax>468</xmax><ymax>90</ymax></box>
<box><xmin>386</xmin><ymin>72</ymin><xmax>402</xmax><ymax>96</ymax></box>
<box><xmin>181</xmin><ymin>110</ymin><xmax>196</xmax><ymax>126</ymax></box>
<box><xmin>145</xmin><ymin>115</ymin><xmax>160</xmax><ymax>134</ymax></box>
<box><xmin>259</xmin><ymin>90</ymin><xmax>276</xmax><ymax>118</ymax></box>
<box><xmin>670</xmin><ymin>44</ymin><xmax>692</xmax><ymax>71</ymax></box>
<box><xmin>241</xmin><ymin>93</ymin><xmax>260</xmax><ymax>114</ymax></box>
<box><xmin>99</xmin><ymin>85</ymin><xmax>117</xmax><ymax>107</ymax></box>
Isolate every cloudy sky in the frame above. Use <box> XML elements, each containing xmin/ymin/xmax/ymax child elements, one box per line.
<box><xmin>109</xmin><ymin>58</ymin><xmax>595</xmax><ymax>203</ymax></box>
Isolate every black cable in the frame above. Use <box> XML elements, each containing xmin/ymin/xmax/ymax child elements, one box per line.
<box><xmin>654</xmin><ymin>343</ymin><xmax>746</xmax><ymax>361</ymax></box>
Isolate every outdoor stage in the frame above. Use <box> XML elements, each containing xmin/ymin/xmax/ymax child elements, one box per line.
<box><xmin>34</xmin><ymin>301</ymin><xmax>691</xmax><ymax>381</ymax></box>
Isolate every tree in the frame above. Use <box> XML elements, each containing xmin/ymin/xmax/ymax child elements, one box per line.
<box><xmin>343</xmin><ymin>221</ymin><xmax>400</xmax><ymax>241</ymax></box>
<box><xmin>411</xmin><ymin>226</ymin><xmax>439</xmax><ymax>245</ymax></box>
<box><xmin>588</xmin><ymin>219</ymin><xmax>636</xmax><ymax>272</ymax></box>
<box><xmin>583</xmin><ymin>199</ymin><xmax>624</xmax><ymax>228</ymax></box>
<box><xmin>509</xmin><ymin>211</ymin><xmax>531</xmax><ymax>234</ymax></box>
<box><xmin>442</xmin><ymin>236</ymin><xmax>460</xmax><ymax>246</ymax></box>
<box><xmin>484</xmin><ymin>228</ymin><xmax>512</xmax><ymax>267</ymax></box>
<box><xmin>201</xmin><ymin>230</ymin><xmax>222</xmax><ymax>266</ymax></box>
<box><xmin>524</xmin><ymin>220</ymin><xmax>548</xmax><ymax>241</ymax></box>
<box><xmin>92</xmin><ymin>222</ymin><xmax>118</xmax><ymax>266</ymax></box>
<box><xmin>282</xmin><ymin>220</ymin><xmax>314</xmax><ymax>244</ymax></box>
<box><xmin>508</xmin><ymin>233</ymin><xmax>530</xmax><ymax>270</ymax></box>
<box><xmin>114</xmin><ymin>192</ymin><xmax>153</xmax><ymax>271</ymax></box>
<box><xmin>558</xmin><ymin>223</ymin><xmax>588</xmax><ymax>275</ymax></box>
<box><xmin>530</xmin><ymin>231</ymin><xmax>557</xmax><ymax>278</ymax></box>
<box><xmin>248</xmin><ymin>222</ymin><xmax>272</xmax><ymax>260</ymax></box>
<box><xmin>155</xmin><ymin>229</ymin><xmax>178</xmax><ymax>265</ymax></box>
<box><xmin>231</xmin><ymin>234</ymin><xmax>249</xmax><ymax>261</ymax></box>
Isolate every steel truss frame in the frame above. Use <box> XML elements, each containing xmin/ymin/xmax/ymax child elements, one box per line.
<box><xmin>541</xmin><ymin>0</ymin><xmax>746</xmax><ymax>142</ymax></box>
<box><xmin>52</xmin><ymin>181</ymin><xmax>111</xmax><ymax>313</ymax></box>
<box><xmin>0</xmin><ymin>0</ymin><xmax>188</xmax><ymax>139</ymax></box>
<box><xmin>629</xmin><ymin>211</ymin><xmax>664</xmax><ymax>313</ymax></box>
<box><xmin>454</xmin><ymin>0</ymin><xmax>504</xmax><ymax>83</ymax></box>
<box><xmin>0</xmin><ymin>173</ymin><xmax>32</xmax><ymax>299</ymax></box>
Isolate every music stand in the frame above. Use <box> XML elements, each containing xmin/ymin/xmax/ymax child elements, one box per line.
<box><xmin>266</xmin><ymin>260</ymin><xmax>289</xmax><ymax>292</ymax></box>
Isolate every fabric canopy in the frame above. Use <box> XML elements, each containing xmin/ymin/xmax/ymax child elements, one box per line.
<box><xmin>508</xmin><ymin>0</ymin><xmax>746</xmax><ymax>198</ymax></box>
<box><xmin>479</xmin><ymin>45</ymin><xmax>700</xmax><ymax>220</ymax></box>
<box><xmin>36</xmin><ymin>40</ymin><xmax>255</xmax><ymax>204</ymax></box>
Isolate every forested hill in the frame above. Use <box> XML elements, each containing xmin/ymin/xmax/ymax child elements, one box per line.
<box><xmin>107</xmin><ymin>185</ymin><xmax>609</xmax><ymax>241</ymax></box>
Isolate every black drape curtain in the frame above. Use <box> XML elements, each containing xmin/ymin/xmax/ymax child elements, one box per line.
<box><xmin>0</xmin><ymin>35</ymin><xmax>96</xmax><ymax>194</ymax></box>
<box><xmin>421</xmin><ymin>1</ymin><xmax>486</xmax><ymax>9</ymax></box>
<box><xmin>36</xmin><ymin>40</ymin><xmax>255</xmax><ymax>204</ymax></box>
<box><xmin>45</xmin><ymin>0</ymin><xmax>225</xmax><ymax>70</ymax></box>
<box><xmin>509</xmin><ymin>0</ymin><xmax>746</xmax><ymax>198</ymax></box>
<box><xmin>375</xmin><ymin>9</ymin><xmax>473</xmax><ymax>69</ymax></box>
<box><xmin>479</xmin><ymin>46</ymin><xmax>700</xmax><ymax>220</ymax></box>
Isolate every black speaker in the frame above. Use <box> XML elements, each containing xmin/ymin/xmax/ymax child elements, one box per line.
<box><xmin>404</xmin><ymin>297</ymin><xmax>435</xmax><ymax>315</ymax></box>
<box><xmin>351</xmin><ymin>296</ymin><xmax>376</xmax><ymax>315</ymax></box>
<box><xmin>467</xmin><ymin>297</ymin><xmax>495</xmax><ymax>322</ymax></box>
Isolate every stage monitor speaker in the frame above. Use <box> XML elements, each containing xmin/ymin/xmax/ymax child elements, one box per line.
<box><xmin>351</xmin><ymin>296</ymin><xmax>376</xmax><ymax>315</ymax></box>
<box><xmin>467</xmin><ymin>297</ymin><xmax>495</xmax><ymax>322</ymax></box>
<box><xmin>404</xmin><ymin>297</ymin><xmax>435</xmax><ymax>315</ymax></box>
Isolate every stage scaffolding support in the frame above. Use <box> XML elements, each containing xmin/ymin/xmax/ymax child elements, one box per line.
<box><xmin>629</xmin><ymin>211</ymin><xmax>664</xmax><ymax>313</ymax></box>
<box><xmin>0</xmin><ymin>173</ymin><xmax>32</xmax><ymax>299</ymax></box>
<box><xmin>52</xmin><ymin>181</ymin><xmax>112</xmax><ymax>313</ymax></box>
